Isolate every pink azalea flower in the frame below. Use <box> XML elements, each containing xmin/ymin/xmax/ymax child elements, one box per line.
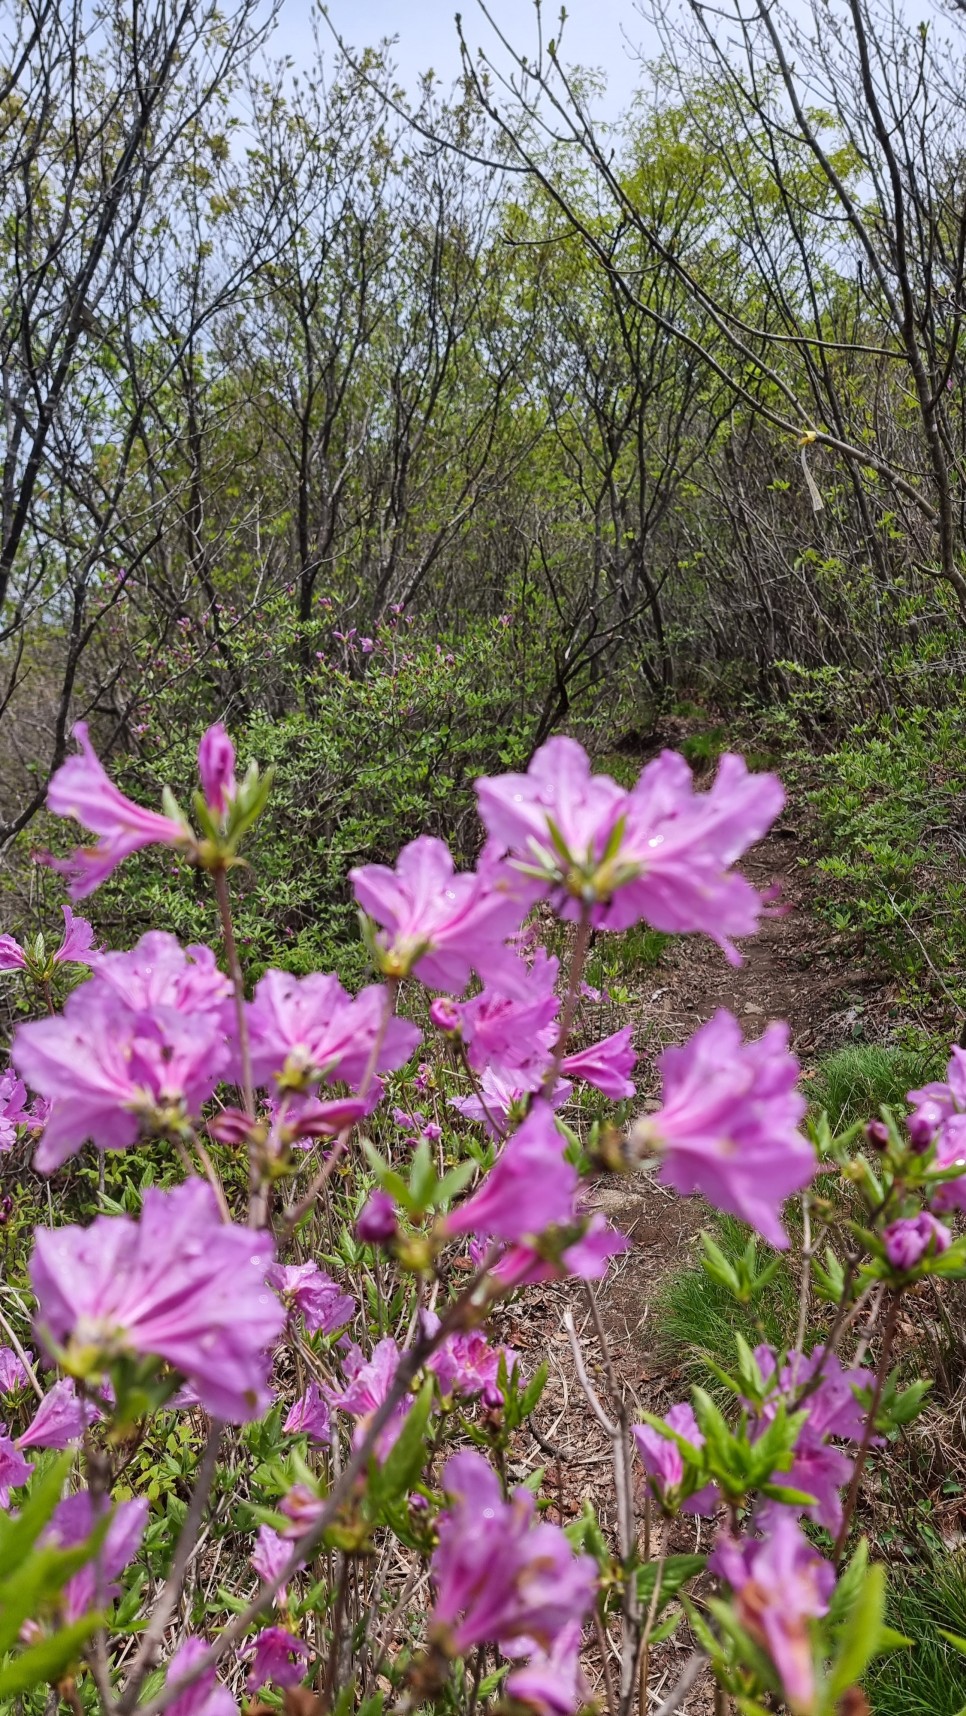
<box><xmin>356</xmin><ymin>1191</ymin><xmax>398</xmax><ymax>1244</ymax></box>
<box><xmin>883</xmin><ymin>1210</ymin><xmax>952</xmax><ymax>1270</ymax></box>
<box><xmin>251</xmin><ymin>1524</ymin><xmax>294</xmax><ymax>1605</ymax></box>
<box><xmin>422</xmin><ymin>1312</ymin><xmax>519</xmax><ymax>1405</ymax></box>
<box><xmin>632</xmin><ymin>1403</ymin><xmax>719</xmax><ymax>1516</ymax></box>
<box><xmin>560</xmin><ymin>1026</ymin><xmax>636</xmax><ymax>1100</ymax></box>
<box><xmin>278</xmin><ymin>1484</ymin><xmax>325</xmax><ymax>1538</ymax></box>
<box><xmin>328</xmin><ymin>1337</ymin><xmax>410</xmax><ymax>1458</ymax></box>
<box><xmin>429</xmin><ymin>1451</ymin><xmax>596</xmax><ymax>1657</ymax></box>
<box><xmin>46</xmin><ymin>721</ymin><xmax>191</xmax><ymax>898</ymax></box>
<box><xmin>283</xmin><ymin>1383</ymin><xmax>331</xmax><ymax>1441</ymax></box>
<box><xmin>710</xmin><ymin>1511</ymin><xmax>834</xmax><ymax>1714</ymax></box>
<box><xmin>44</xmin><ymin>1491</ymin><xmax>148</xmax><ymax>1621</ymax></box>
<box><xmin>638</xmin><ymin>1010</ymin><xmax>813</xmax><ymax>1248</ymax></box>
<box><xmin>0</xmin><ymin>1071</ymin><xmax>31</xmax><ymax>1151</ymax></box>
<box><xmin>0</xmin><ymin>1345</ymin><xmax>32</xmax><ymax>1392</ymax></box>
<box><xmin>458</xmin><ymin>951</ymin><xmax>561</xmax><ymax>1075</ymax></box>
<box><xmin>246</xmin><ymin>1626</ymin><xmax>309</xmax><ymax>1691</ymax></box>
<box><xmin>0</xmin><ymin>934</ymin><xmax>26</xmax><ymax>970</ymax></box>
<box><xmin>449</xmin><ymin>1065</ymin><xmax>569</xmax><ymax>1139</ymax></box>
<box><xmin>55</xmin><ymin>906</ymin><xmax>100</xmax><ymax>967</ymax></box>
<box><xmin>750</xmin><ymin>1347</ymin><xmax>867</xmax><ymax>1534</ymax></box>
<box><xmin>197</xmin><ymin>723</ymin><xmax>236</xmax><ymax>816</ymax></box>
<box><xmin>30</xmin><ymin>1179</ymin><xmax>284</xmax><ymax>1422</ymax></box>
<box><xmin>267</xmin><ymin>1262</ymin><xmax>355</xmax><ymax>1335</ymax></box>
<box><xmin>505</xmin><ymin>1621</ymin><xmax>590</xmax><ymax>1716</ymax></box>
<box><xmin>909</xmin><ymin>1050</ymin><xmax>966</xmax><ymax>1210</ymax></box>
<box><xmin>18</xmin><ymin>1377</ymin><xmax>98</xmax><ymax>1449</ymax></box>
<box><xmin>0</xmin><ymin>1426</ymin><xmax>33</xmax><ymax>1506</ymax></box>
<box><xmin>91</xmin><ymin>931</ymin><xmax>233</xmax><ymax>1019</ymax></box>
<box><xmin>243</xmin><ymin>969</ymin><xmax>419</xmax><ymax>1094</ymax></box>
<box><xmin>477</xmin><ymin>738</ymin><xmax>783</xmax><ymax>960</ymax></box>
<box><xmin>493</xmin><ymin>1215</ymin><xmax>628</xmax><ymax>1288</ymax></box>
<box><xmin>442</xmin><ymin>1104</ymin><xmax>575</xmax><ymax>1243</ymax></box>
<box><xmin>349</xmin><ymin>836</ymin><xmax>526</xmax><ymax>992</ymax></box>
<box><xmin>164</xmin><ymin>1638</ymin><xmax>237</xmax><ymax>1716</ymax></box>
<box><xmin>13</xmin><ymin>987</ymin><xmax>230</xmax><ymax>1173</ymax></box>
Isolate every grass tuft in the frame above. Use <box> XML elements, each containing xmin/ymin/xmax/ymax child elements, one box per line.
<box><xmin>870</xmin><ymin>1550</ymin><xmax>966</xmax><ymax>1714</ymax></box>
<box><xmin>810</xmin><ymin>1043</ymin><xmax>944</xmax><ymax>1133</ymax></box>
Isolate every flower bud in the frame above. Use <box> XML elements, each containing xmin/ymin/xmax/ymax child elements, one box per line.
<box><xmin>197</xmin><ymin>722</ymin><xmax>236</xmax><ymax>816</ymax></box>
<box><xmin>429</xmin><ymin>996</ymin><xmax>462</xmax><ymax>1036</ymax></box>
<box><xmin>356</xmin><ymin>1191</ymin><xmax>398</xmax><ymax>1245</ymax></box>
<box><xmin>865</xmin><ymin>1118</ymin><xmax>890</xmax><ymax>1151</ymax></box>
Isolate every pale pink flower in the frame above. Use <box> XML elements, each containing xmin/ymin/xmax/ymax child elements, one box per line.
<box><xmin>164</xmin><ymin>1638</ymin><xmax>237</xmax><ymax>1716</ymax></box>
<box><xmin>46</xmin><ymin>721</ymin><xmax>191</xmax><ymax>897</ymax></box>
<box><xmin>91</xmin><ymin>931</ymin><xmax>232</xmax><ymax>1019</ymax></box>
<box><xmin>267</xmin><ymin>1262</ymin><xmax>355</xmax><ymax>1335</ymax></box>
<box><xmin>493</xmin><ymin>1215</ymin><xmax>628</xmax><ymax>1288</ymax></box>
<box><xmin>244</xmin><ymin>969</ymin><xmax>419</xmax><ymax>1094</ymax></box>
<box><xmin>430</xmin><ymin>1451</ymin><xmax>596</xmax><ymax>1656</ymax></box>
<box><xmin>13</xmin><ymin>987</ymin><xmax>230</xmax><ymax>1173</ymax></box>
<box><xmin>449</xmin><ymin>1065</ymin><xmax>569</xmax><ymax>1139</ymax></box>
<box><xmin>909</xmin><ymin>1050</ymin><xmax>966</xmax><ymax>1210</ymax></box>
<box><xmin>638</xmin><ymin>1010</ymin><xmax>813</xmax><ymax>1248</ymax></box>
<box><xmin>422</xmin><ymin>1312</ymin><xmax>519</xmax><ymax>1405</ymax></box>
<box><xmin>350</xmin><ymin>836</ymin><xmax>526</xmax><ymax>991</ymax></box>
<box><xmin>561</xmin><ymin>1026</ymin><xmax>636</xmax><ymax>1100</ymax></box>
<box><xmin>44</xmin><ymin>1491</ymin><xmax>148</xmax><ymax>1621</ymax></box>
<box><xmin>18</xmin><ymin>1378</ymin><xmax>98</xmax><ymax>1449</ymax></box>
<box><xmin>458</xmin><ymin>951</ymin><xmax>560</xmax><ymax>1075</ymax></box>
<box><xmin>0</xmin><ymin>908</ymin><xmax>95</xmax><ymax>972</ymax></box>
<box><xmin>0</xmin><ymin>1071</ymin><xmax>31</xmax><ymax>1151</ymax></box>
<box><xmin>251</xmin><ymin>1524</ymin><xmax>293</xmax><ymax>1606</ymax></box>
<box><xmin>30</xmin><ymin>1179</ymin><xmax>284</xmax><ymax>1421</ymax></box>
<box><xmin>710</xmin><ymin>1511</ymin><xmax>834</xmax><ymax>1714</ymax></box>
<box><xmin>197</xmin><ymin>723</ymin><xmax>236</xmax><ymax>816</ymax></box>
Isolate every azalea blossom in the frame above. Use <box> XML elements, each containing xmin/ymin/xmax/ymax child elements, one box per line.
<box><xmin>560</xmin><ymin>1026</ymin><xmax>636</xmax><ymax>1100</ymax></box>
<box><xmin>328</xmin><ymin>1337</ymin><xmax>410</xmax><ymax>1458</ymax></box>
<box><xmin>356</xmin><ymin>1190</ymin><xmax>398</xmax><ymax>1244</ymax></box>
<box><xmin>0</xmin><ymin>1071</ymin><xmax>31</xmax><ymax>1151</ymax></box>
<box><xmin>267</xmin><ymin>1261</ymin><xmax>355</xmax><ymax>1335</ymax></box>
<box><xmin>13</xmin><ymin>987</ymin><xmax>230</xmax><ymax>1173</ymax></box>
<box><xmin>457</xmin><ymin>950</ymin><xmax>560</xmax><ymax>1075</ymax></box>
<box><xmin>750</xmin><ymin>1347</ymin><xmax>867</xmax><ymax>1534</ymax></box>
<box><xmin>634</xmin><ymin>1010</ymin><xmax>813</xmax><ymax>1248</ymax></box>
<box><xmin>46</xmin><ymin>721</ymin><xmax>191</xmax><ymax>897</ymax></box>
<box><xmin>710</xmin><ymin>1511</ymin><xmax>834</xmax><ymax>1714</ymax></box>
<box><xmin>18</xmin><ymin>1377</ymin><xmax>98</xmax><ymax>1449</ymax></box>
<box><xmin>449</xmin><ymin>1065</ymin><xmax>569</xmax><ymax>1139</ymax></box>
<box><xmin>493</xmin><ymin>1215</ymin><xmax>629</xmax><ymax>1288</ymax></box>
<box><xmin>631</xmin><ymin>1402</ymin><xmax>719</xmax><ymax>1516</ymax></box>
<box><xmin>429</xmin><ymin>1450</ymin><xmax>596</xmax><ymax>1657</ymax></box>
<box><xmin>882</xmin><ymin>1210</ymin><xmax>952</xmax><ymax>1270</ymax></box>
<box><xmin>197</xmin><ymin>723</ymin><xmax>237</xmax><ymax>816</ymax></box>
<box><xmin>283</xmin><ymin>1383</ymin><xmax>331</xmax><ymax>1441</ymax></box>
<box><xmin>0</xmin><ymin>1427</ymin><xmax>33</xmax><ymax>1506</ymax></box>
<box><xmin>421</xmin><ymin>1311</ymin><xmax>519</xmax><ymax>1405</ymax></box>
<box><xmin>0</xmin><ymin>1345</ymin><xmax>32</xmax><ymax>1392</ymax></box>
<box><xmin>350</xmin><ymin>836</ymin><xmax>526</xmax><ymax>992</ymax></box>
<box><xmin>246</xmin><ymin>1626</ymin><xmax>309</xmax><ymax>1691</ymax></box>
<box><xmin>909</xmin><ymin>1050</ymin><xmax>966</xmax><ymax>1210</ymax></box>
<box><xmin>442</xmin><ymin>1104</ymin><xmax>575</xmax><ymax>1243</ymax></box>
<box><xmin>30</xmin><ymin>1179</ymin><xmax>284</xmax><ymax>1421</ymax></box>
<box><xmin>164</xmin><ymin>1638</ymin><xmax>238</xmax><ymax>1716</ymax></box>
<box><xmin>505</xmin><ymin>1622</ymin><xmax>590</xmax><ymax>1716</ymax></box>
<box><xmin>243</xmin><ymin>968</ymin><xmax>419</xmax><ymax>1095</ymax></box>
<box><xmin>476</xmin><ymin>737</ymin><xmax>783</xmax><ymax>959</ymax></box>
<box><xmin>0</xmin><ymin>906</ymin><xmax>99</xmax><ymax>974</ymax></box>
<box><xmin>90</xmin><ymin>931</ymin><xmax>233</xmax><ymax>1020</ymax></box>
<box><xmin>44</xmin><ymin>1491</ymin><xmax>148</xmax><ymax>1621</ymax></box>
<box><xmin>251</xmin><ymin>1524</ymin><xmax>294</xmax><ymax>1606</ymax></box>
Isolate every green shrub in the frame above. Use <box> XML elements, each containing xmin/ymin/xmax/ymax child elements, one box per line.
<box><xmin>651</xmin><ymin>1213</ymin><xmax>799</xmax><ymax>1395</ymax></box>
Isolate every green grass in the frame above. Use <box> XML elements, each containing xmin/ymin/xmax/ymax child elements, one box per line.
<box><xmin>870</xmin><ymin>1551</ymin><xmax>966</xmax><ymax>1714</ymax></box>
<box><xmin>651</xmin><ymin>1214</ymin><xmax>800</xmax><ymax>1395</ymax></box>
<box><xmin>810</xmin><ymin>1043</ymin><xmax>944</xmax><ymax>1132</ymax></box>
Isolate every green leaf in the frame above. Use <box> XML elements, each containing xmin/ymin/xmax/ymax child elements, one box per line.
<box><xmin>828</xmin><ymin>1557</ymin><xmax>888</xmax><ymax>1696</ymax></box>
<box><xmin>636</xmin><ymin>1554</ymin><xmax>706</xmax><ymax>1613</ymax></box>
<box><xmin>367</xmin><ymin>1376</ymin><xmax>434</xmax><ymax>1510</ymax></box>
<box><xmin>0</xmin><ymin>1618</ymin><xmax>102</xmax><ymax>1697</ymax></box>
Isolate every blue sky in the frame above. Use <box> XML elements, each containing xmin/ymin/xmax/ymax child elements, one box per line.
<box><xmin>273</xmin><ymin>0</ymin><xmax>656</xmax><ymax>110</ymax></box>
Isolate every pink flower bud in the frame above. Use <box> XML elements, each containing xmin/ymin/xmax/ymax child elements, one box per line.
<box><xmin>197</xmin><ymin>723</ymin><xmax>236</xmax><ymax>816</ymax></box>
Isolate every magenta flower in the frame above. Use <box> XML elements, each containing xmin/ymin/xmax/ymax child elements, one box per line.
<box><xmin>638</xmin><ymin>1010</ymin><xmax>813</xmax><ymax>1248</ymax></box>
<box><xmin>246</xmin><ymin>1626</ymin><xmax>309</xmax><ymax>1691</ymax></box>
<box><xmin>422</xmin><ymin>1313</ymin><xmax>519</xmax><ymax>1405</ymax></box>
<box><xmin>631</xmin><ymin>1403</ymin><xmax>719</xmax><ymax>1516</ymax></box>
<box><xmin>883</xmin><ymin>1211</ymin><xmax>951</xmax><ymax>1270</ymax></box>
<box><xmin>750</xmin><ymin>1347</ymin><xmax>867</xmax><ymax>1534</ymax></box>
<box><xmin>244</xmin><ymin>969</ymin><xmax>419</xmax><ymax>1095</ymax></box>
<box><xmin>561</xmin><ymin>1026</ymin><xmax>636</xmax><ymax>1100</ymax></box>
<box><xmin>458</xmin><ymin>951</ymin><xmax>560</xmax><ymax>1076</ymax></box>
<box><xmin>505</xmin><ymin>1621</ymin><xmax>590</xmax><ymax>1716</ymax></box>
<box><xmin>493</xmin><ymin>1215</ymin><xmax>628</xmax><ymax>1288</ymax></box>
<box><xmin>91</xmin><ymin>931</ymin><xmax>233</xmax><ymax>1019</ymax></box>
<box><xmin>197</xmin><ymin>723</ymin><xmax>236</xmax><ymax>816</ymax></box>
<box><xmin>267</xmin><ymin>1262</ymin><xmax>355</xmax><ymax>1335</ymax></box>
<box><xmin>449</xmin><ymin>1065</ymin><xmax>569</xmax><ymax>1139</ymax></box>
<box><xmin>13</xmin><ymin>986</ymin><xmax>230</xmax><ymax>1172</ymax></box>
<box><xmin>442</xmin><ymin>1104</ymin><xmax>575</xmax><ymax>1243</ymax></box>
<box><xmin>278</xmin><ymin>1484</ymin><xmax>325</xmax><ymax>1538</ymax></box>
<box><xmin>18</xmin><ymin>1378</ymin><xmax>98</xmax><ymax>1449</ymax></box>
<box><xmin>30</xmin><ymin>1179</ymin><xmax>284</xmax><ymax>1421</ymax></box>
<box><xmin>0</xmin><ymin>1427</ymin><xmax>33</xmax><ymax>1506</ymax></box>
<box><xmin>46</xmin><ymin>721</ymin><xmax>191</xmax><ymax>898</ymax></box>
<box><xmin>328</xmin><ymin>1337</ymin><xmax>410</xmax><ymax>1458</ymax></box>
<box><xmin>44</xmin><ymin>1491</ymin><xmax>147</xmax><ymax>1621</ymax></box>
<box><xmin>0</xmin><ymin>907</ymin><xmax>99</xmax><ymax>974</ymax></box>
<box><xmin>251</xmin><ymin>1524</ymin><xmax>293</xmax><ymax>1605</ymax></box>
<box><xmin>477</xmin><ymin>738</ymin><xmax>783</xmax><ymax>958</ymax></box>
<box><xmin>283</xmin><ymin>1383</ymin><xmax>331</xmax><ymax>1441</ymax></box>
<box><xmin>164</xmin><ymin>1638</ymin><xmax>238</xmax><ymax>1716</ymax></box>
<box><xmin>0</xmin><ymin>1345</ymin><xmax>32</xmax><ymax>1392</ymax></box>
<box><xmin>909</xmin><ymin>1050</ymin><xmax>966</xmax><ymax>1209</ymax></box>
<box><xmin>356</xmin><ymin>1190</ymin><xmax>398</xmax><ymax>1244</ymax></box>
<box><xmin>710</xmin><ymin>1511</ymin><xmax>834</xmax><ymax>1714</ymax></box>
<box><xmin>429</xmin><ymin>1451</ymin><xmax>596</xmax><ymax>1657</ymax></box>
<box><xmin>350</xmin><ymin>835</ymin><xmax>526</xmax><ymax>991</ymax></box>
<box><xmin>0</xmin><ymin>1071</ymin><xmax>31</xmax><ymax>1151</ymax></box>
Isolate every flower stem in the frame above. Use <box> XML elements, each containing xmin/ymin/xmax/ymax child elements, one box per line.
<box><xmin>542</xmin><ymin>905</ymin><xmax>593</xmax><ymax>1098</ymax></box>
